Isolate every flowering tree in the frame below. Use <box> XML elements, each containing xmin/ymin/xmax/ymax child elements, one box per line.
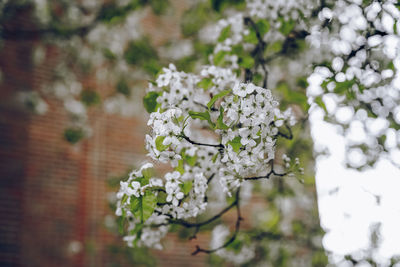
<box><xmin>116</xmin><ymin>64</ymin><xmax>302</xmax><ymax>259</ymax></box>
<box><xmin>2</xmin><ymin>0</ymin><xmax>400</xmax><ymax>265</ymax></box>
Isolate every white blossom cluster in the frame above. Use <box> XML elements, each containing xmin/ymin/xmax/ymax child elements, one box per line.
<box><xmin>123</xmin><ymin>213</ymin><xmax>170</xmax><ymax>250</ymax></box>
<box><xmin>246</xmin><ymin>0</ymin><xmax>317</xmax><ymax>21</ymax></box>
<box><xmin>308</xmin><ymin>0</ymin><xmax>400</xmax><ymax>168</ymax></box>
<box><xmin>218</xmin><ymin>82</ymin><xmax>292</xmax><ymax>194</ymax></box>
<box><xmin>20</xmin><ymin>3</ymin><xmax>148</xmax><ymax>133</ymax></box>
<box><xmin>213</xmin><ymin>13</ymin><xmax>249</xmax><ymax>53</ymax></box>
<box><xmin>87</xmin><ymin>11</ymin><xmax>143</xmax><ymax>57</ymax></box>
<box><xmin>116</xmin><ymin>63</ymin><xmax>296</xmax><ymax>250</ymax></box>
<box><xmin>203</xmin><ymin>11</ymin><xmax>258</xmax><ymax>70</ymax></box>
<box><xmin>205</xmin><ymin>0</ymin><xmax>321</xmax><ymax>74</ymax></box>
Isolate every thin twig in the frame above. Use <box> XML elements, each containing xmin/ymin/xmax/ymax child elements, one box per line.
<box><xmin>180</xmin><ymin>134</ymin><xmax>224</xmax><ymax>149</ymax></box>
<box><xmin>244</xmin><ymin>17</ymin><xmax>269</xmax><ymax>87</ymax></box>
<box><xmin>203</xmin><ymin>173</ymin><xmax>216</xmax><ymax>203</ymax></box>
<box><xmin>244</xmin><ymin>168</ymin><xmax>287</xmax><ymax>181</ymax></box>
<box><xmin>152</xmin><ymin>199</ymin><xmax>237</xmax><ymax>228</ymax></box>
<box><xmin>275</xmin><ymin>123</ymin><xmax>293</xmax><ymax>140</ymax></box>
<box><xmin>192</xmin><ymin>188</ymin><xmax>243</xmax><ymax>255</ymax></box>
<box><xmin>193</xmin><ymin>101</ymin><xmax>218</xmax><ymax>111</ymax></box>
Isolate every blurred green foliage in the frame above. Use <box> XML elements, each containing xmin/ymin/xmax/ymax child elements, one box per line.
<box><xmin>124</xmin><ymin>38</ymin><xmax>161</xmax><ymax>75</ymax></box>
<box><xmin>63</xmin><ymin>127</ymin><xmax>85</xmax><ymax>144</ymax></box>
<box><xmin>116</xmin><ymin>79</ymin><xmax>131</xmax><ymax>97</ymax></box>
<box><xmin>81</xmin><ymin>89</ymin><xmax>101</xmax><ymax>106</ymax></box>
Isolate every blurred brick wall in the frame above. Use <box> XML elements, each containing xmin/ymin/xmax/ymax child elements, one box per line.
<box><xmin>0</xmin><ymin>7</ymin><xmax>35</xmax><ymax>266</ymax></box>
<box><xmin>0</xmin><ymin>1</ymin><xmax>213</xmax><ymax>266</ymax></box>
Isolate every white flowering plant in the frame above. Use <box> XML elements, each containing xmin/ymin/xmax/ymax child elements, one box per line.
<box><xmin>115</xmin><ymin>62</ymin><xmax>302</xmax><ymax>254</ymax></box>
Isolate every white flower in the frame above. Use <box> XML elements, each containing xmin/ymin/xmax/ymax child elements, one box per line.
<box><xmin>149</xmin><ymin>178</ymin><xmax>163</xmax><ymax>187</ymax></box>
<box><xmin>165</xmin><ymin>171</ymin><xmax>181</xmax><ymax>189</ymax></box>
<box><xmin>166</xmin><ymin>187</ymin><xmax>184</xmax><ymax>206</ymax></box>
<box><xmin>239</xmin><ymin>128</ymin><xmax>257</xmax><ymax>147</ymax></box>
<box><xmin>119</xmin><ymin>180</ymin><xmax>140</xmax><ymax>198</ymax></box>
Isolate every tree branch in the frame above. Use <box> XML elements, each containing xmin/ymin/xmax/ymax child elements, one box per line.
<box><xmin>192</xmin><ymin>187</ymin><xmax>243</xmax><ymax>255</ymax></box>
<box><xmin>180</xmin><ymin>134</ymin><xmax>224</xmax><ymax>149</ymax></box>
<box><xmin>244</xmin><ymin>17</ymin><xmax>269</xmax><ymax>87</ymax></box>
<box><xmin>244</xmin><ymin>168</ymin><xmax>287</xmax><ymax>181</ymax></box>
<box><xmin>274</xmin><ymin>123</ymin><xmax>293</xmax><ymax>140</ymax></box>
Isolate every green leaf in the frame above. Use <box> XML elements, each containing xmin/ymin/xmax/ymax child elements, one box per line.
<box><xmin>312</xmin><ymin>250</ymin><xmax>329</xmax><ymax>267</ymax></box>
<box><xmin>239</xmin><ymin>56</ymin><xmax>254</xmax><ymax>69</ymax></box>
<box><xmin>184</xmin><ymin>154</ymin><xmax>197</xmax><ymax>166</ymax></box>
<box><xmin>226</xmin><ymin>238</ymin><xmax>243</xmax><ymax>252</ymax></box>
<box><xmin>256</xmin><ymin>19</ymin><xmax>270</xmax><ymax>36</ymax></box>
<box><xmin>130</xmin><ymin>197</ymin><xmax>140</xmax><ymax>215</ymax></box>
<box><xmin>228</xmin><ymin>136</ymin><xmax>242</xmax><ymax>153</ymax></box>
<box><xmin>334</xmin><ymin>80</ymin><xmax>355</xmax><ymax>94</ymax></box>
<box><xmin>320</xmin><ymin>79</ymin><xmax>331</xmax><ymax>91</ymax></box>
<box><xmin>175</xmin><ymin>159</ymin><xmax>185</xmax><ymax>174</ymax></box>
<box><xmin>129</xmin><ymin>224</ymin><xmax>143</xmax><ymax>237</ymax></box>
<box><xmin>157</xmin><ymin>190</ymin><xmax>167</xmax><ymax>203</ymax></box>
<box><xmin>314</xmin><ymin>96</ymin><xmax>327</xmax><ymax>114</ymax></box>
<box><xmin>131</xmin><ymin>192</ymin><xmax>157</xmax><ymax>223</ymax></box>
<box><xmin>218</xmin><ymin>25</ymin><xmax>231</xmax><ymax>42</ymax></box>
<box><xmin>143</xmin><ymin>91</ymin><xmax>161</xmax><ymax>113</ymax></box>
<box><xmin>197</xmin><ymin>78</ymin><xmax>214</xmax><ymax>90</ymax></box>
<box><xmin>253</xmin><ymin>73</ymin><xmax>263</xmax><ymax>85</ymax></box>
<box><xmin>180</xmin><ymin>181</ymin><xmax>193</xmax><ymax>195</ymax></box>
<box><xmin>188</xmin><ymin>110</ymin><xmax>215</xmax><ymax>128</ymax></box>
<box><xmin>211</xmin><ymin>153</ymin><xmax>219</xmax><ymax>163</ymax></box>
<box><xmin>388</xmin><ymin>61</ymin><xmax>395</xmax><ymax>71</ymax></box>
<box><xmin>117</xmin><ymin>215</ymin><xmax>125</xmax><ymax>235</ymax></box>
<box><xmin>358</xmin><ymin>84</ymin><xmax>365</xmax><ymax>93</ymax></box>
<box><xmin>141</xmin><ymin>167</ymin><xmax>153</xmax><ymax>180</ymax></box>
<box><xmin>296</xmin><ymin>77</ymin><xmax>309</xmax><ymax>89</ymax></box>
<box><xmin>243</xmin><ymin>29</ymin><xmax>258</xmax><ymax>44</ymax></box>
<box><xmin>231</xmin><ymin>44</ymin><xmax>244</xmax><ymax>56</ymax></box>
<box><xmin>214</xmin><ymin>50</ymin><xmax>227</xmax><ymax>66</ymax></box>
<box><xmin>155</xmin><ymin>136</ymin><xmax>169</xmax><ymax>151</ymax></box>
<box><xmin>207</xmin><ymin>89</ymin><xmax>231</xmax><ymax>110</ymax></box>
<box><xmin>121</xmin><ymin>194</ymin><xmax>129</xmax><ymax>206</ymax></box>
<box><xmin>279</xmin><ymin>18</ymin><xmax>295</xmax><ymax>35</ymax></box>
<box><xmin>277</xmin><ymin>81</ymin><xmax>309</xmax><ymax>111</ymax></box>
<box><xmin>377</xmin><ymin>135</ymin><xmax>387</xmax><ymax>147</ymax></box>
<box><xmin>265</xmin><ymin>208</ymin><xmax>280</xmax><ymax>231</ymax></box>
<box><xmin>216</xmin><ymin>107</ymin><xmax>229</xmax><ymax>130</ymax></box>
<box><xmin>266</xmin><ymin>41</ymin><xmax>283</xmax><ymax>55</ymax></box>
<box><xmin>390</xmin><ymin>120</ymin><xmax>400</xmax><ymax>131</ymax></box>
<box><xmin>142</xmin><ymin>59</ymin><xmax>162</xmax><ymax>75</ymax></box>
<box><xmin>135</xmin><ymin>176</ymin><xmax>150</xmax><ymax>186</ymax></box>
<box><xmin>211</xmin><ymin>0</ymin><xmax>246</xmax><ymax>12</ymax></box>
<box><xmin>290</xmin><ymin>92</ymin><xmax>309</xmax><ymax>111</ymax></box>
